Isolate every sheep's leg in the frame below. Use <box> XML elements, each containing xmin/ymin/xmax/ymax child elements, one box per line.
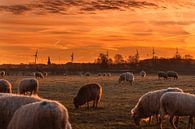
<box><xmin>174</xmin><ymin>116</ymin><xmax>179</xmax><ymax>127</ymax></box>
<box><xmin>159</xmin><ymin>114</ymin><xmax>164</xmax><ymax>129</ymax></box>
<box><xmin>156</xmin><ymin>114</ymin><xmax>159</xmax><ymax>123</ymax></box>
<box><xmin>86</xmin><ymin>102</ymin><xmax>89</xmax><ymax>109</ymax></box>
<box><xmin>170</xmin><ymin>116</ymin><xmax>177</xmax><ymax>129</ymax></box>
<box><xmin>191</xmin><ymin>117</ymin><xmax>193</xmax><ymax>129</ymax></box>
<box><xmin>148</xmin><ymin>116</ymin><xmax>152</xmax><ymax>126</ymax></box>
<box><xmin>92</xmin><ymin>100</ymin><xmax>95</xmax><ymax>108</ymax></box>
<box><xmin>187</xmin><ymin>116</ymin><xmax>193</xmax><ymax>129</ymax></box>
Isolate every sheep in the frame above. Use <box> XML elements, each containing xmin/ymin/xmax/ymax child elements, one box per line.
<box><xmin>74</xmin><ymin>83</ymin><xmax>102</xmax><ymax>109</ymax></box>
<box><xmin>167</xmin><ymin>71</ymin><xmax>179</xmax><ymax>80</ymax></box>
<box><xmin>103</xmin><ymin>73</ymin><xmax>107</xmax><ymax>76</ymax></box>
<box><xmin>34</xmin><ymin>72</ymin><xmax>44</xmax><ymax>79</ymax></box>
<box><xmin>0</xmin><ymin>79</ymin><xmax>12</xmax><ymax>93</ymax></box>
<box><xmin>131</xmin><ymin>87</ymin><xmax>183</xmax><ymax>126</ymax></box>
<box><xmin>159</xmin><ymin>92</ymin><xmax>195</xmax><ymax>129</ymax></box>
<box><xmin>0</xmin><ymin>71</ymin><xmax>6</xmax><ymax>78</ymax></box>
<box><xmin>84</xmin><ymin>72</ymin><xmax>91</xmax><ymax>77</ymax></box>
<box><xmin>97</xmin><ymin>73</ymin><xmax>102</xmax><ymax>77</ymax></box>
<box><xmin>158</xmin><ymin>71</ymin><xmax>168</xmax><ymax>80</ymax></box>
<box><xmin>43</xmin><ymin>72</ymin><xmax>48</xmax><ymax>78</ymax></box>
<box><xmin>107</xmin><ymin>73</ymin><xmax>111</xmax><ymax>77</ymax></box>
<box><xmin>18</xmin><ymin>78</ymin><xmax>39</xmax><ymax>96</ymax></box>
<box><xmin>140</xmin><ymin>71</ymin><xmax>146</xmax><ymax>78</ymax></box>
<box><xmin>0</xmin><ymin>94</ymin><xmax>42</xmax><ymax>129</ymax></box>
<box><xmin>119</xmin><ymin>72</ymin><xmax>134</xmax><ymax>86</ymax></box>
<box><xmin>8</xmin><ymin>100</ymin><xmax>72</xmax><ymax>129</ymax></box>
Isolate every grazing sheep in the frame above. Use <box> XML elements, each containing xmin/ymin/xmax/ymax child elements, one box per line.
<box><xmin>0</xmin><ymin>79</ymin><xmax>12</xmax><ymax>93</ymax></box>
<box><xmin>167</xmin><ymin>71</ymin><xmax>179</xmax><ymax>80</ymax></box>
<box><xmin>140</xmin><ymin>71</ymin><xmax>146</xmax><ymax>78</ymax></box>
<box><xmin>34</xmin><ymin>72</ymin><xmax>44</xmax><ymax>79</ymax></box>
<box><xmin>74</xmin><ymin>83</ymin><xmax>102</xmax><ymax>109</ymax></box>
<box><xmin>158</xmin><ymin>71</ymin><xmax>168</xmax><ymax>80</ymax></box>
<box><xmin>160</xmin><ymin>92</ymin><xmax>195</xmax><ymax>129</ymax></box>
<box><xmin>0</xmin><ymin>94</ymin><xmax>42</xmax><ymax>129</ymax></box>
<box><xmin>97</xmin><ymin>73</ymin><xmax>102</xmax><ymax>77</ymax></box>
<box><xmin>131</xmin><ymin>87</ymin><xmax>183</xmax><ymax>126</ymax></box>
<box><xmin>107</xmin><ymin>73</ymin><xmax>111</xmax><ymax>77</ymax></box>
<box><xmin>18</xmin><ymin>78</ymin><xmax>39</xmax><ymax>96</ymax></box>
<box><xmin>8</xmin><ymin>100</ymin><xmax>72</xmax><ymax>129</ymax></box>
<box><xmin>102</xmin><ymin>73</ymin><xmax>107</xmax><ymax>76</ymax></box>
<box><xmin>43</xmin><ymin>72</ymin><xmax>48</xmax><ymax>77</ymax></box>
<box><xmin>0</xmin><ymin>71</ymin><xmax>6</xmax><ymax>78</ymax></box>
<box><xmin>84</xmin><ymin>72</ymin><xmax>91</xmax><ymax>77</ymax></box>
<box><xmin>119</xmin><ymin>72</ymin><xmax>134</xmax><ymax>86</ymax></box>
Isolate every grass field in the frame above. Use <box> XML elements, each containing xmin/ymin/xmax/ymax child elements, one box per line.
<box><xmin>4</xmin><ymin>74</ymin><xmax>195</xmax><ymax>129</ymax></box>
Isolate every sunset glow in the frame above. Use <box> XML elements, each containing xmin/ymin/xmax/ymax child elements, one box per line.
<box><xmin>1</xmin><ymin>0</ymin><xmax>195</xmax><ymax>64</ymax></box>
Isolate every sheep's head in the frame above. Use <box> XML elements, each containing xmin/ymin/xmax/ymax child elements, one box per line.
<box><xmin>73</xmin><ymin>97</ymin><xmax>79</xmax><ymax>109</ymax></box>
<box><xmin>131</xmin><ymin>109</ymin><xmax>141</xmax><ymax>126</ymax></box>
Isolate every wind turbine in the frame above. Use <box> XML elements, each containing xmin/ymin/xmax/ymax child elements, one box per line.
<box><xmin>34</xmin><ymin>50</ymin><xmax>38</xmax><ymax>64</ymax></box>
<box><xmin>71</xmin><ymin>52</ymin><xmax>74</xmax><ymax>63</ymax></box>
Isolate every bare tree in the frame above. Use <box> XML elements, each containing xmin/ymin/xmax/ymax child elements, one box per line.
<box><xmin>114</xmin><ymin>54</ymin><xmax>125</xmax><ymax>64</ymax></box>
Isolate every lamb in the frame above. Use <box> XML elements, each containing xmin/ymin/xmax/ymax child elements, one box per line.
<box><xmin>158</xmin><ymin>71</ymin><xmax>168</xmax><ymax>80</ymax></box>
<box><xmin>131</xmin><ymin>87</ymin><xmax>183</xmax><ymax>126</ymax></box>
<box><xmin>34</xmin><ymin>72</ymin><xmax>44</xmax><ymax>79</ymax></box>
<box><xmin>0</xmin><ymin>94</ymin><xmax>42</xmax><ymax>129</ymax></box>
<box><xmin>0</xmin><ymin>71</ymin><xmax>6</xmax><ymax>78</ymax></box>
<box><xmin>8</xmin><ymin>100</ymin><xmax>72</xmax><ymax>129</ymax></box>
<box><xmin>167</xmin><ymin>71</ymin><xmax>179</xmax><ymax>80</ymax></box>
<box><xmin>119</xmin><ymin>72</ymin><xmax>134</xmax><ymax>86</ymax></box>
<box><xmin>74</xmin><ymin>83</ymin><xmax>102</xmax><ymax>109</ymax></box>
<box><xmin>140</xmin><ymin>71</ymin><xmax>146</xmax><ymax>78</ymax></box>
<box><xmin>0</xmin><ymin>79</ymin><xmax>12</xmax><ymax>93</ymax></box>
<box><xmin>18</xmin><ymin>78</ymin><xmax>39</xmax><ymax>95</ymax></box>
<box><xmin>159</xmin><ymin>92</ymin><xmax>195</xmax><ymax>129</ymax></box>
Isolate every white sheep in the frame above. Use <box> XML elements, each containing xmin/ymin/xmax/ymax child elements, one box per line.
<box><xmin>160</xmin><ymin>92</ymin><xmax>195</xmax><ymax>129</ymax></box>
<box><xmin>43</xmin><ymin>72</ymin><xmax>48</xmax><ymax>78</ymax></box>
<box><xmin>34</xmin><ymin>72</ymin><xmax>44</xmax><ymax>79</ymax></box>
<box><xmin>0</xmin><ymin>94</ymin><xmax>42</xmax><ymax>129</ymax></box>
<box><xmin>119</xmin><ymin>72</ymin><xmax>134</xmax><ymax>86</ymax></box>
<box><xmin>18</xmin><ymin>78</ymin><xmax>39</xmax><ymax>96</ymax></box>
<box><xmin>0</xmin><ymin>71</ymin><xmax>6</xmax><ymax>78</ymax></box>
<box><xmin>8</xmin><ymin>100</ymin><xmax>72</xmax><ymax>129</ymax></box>
<box><xmin>140</xmin><ymin>71</ymin><xmax>146</xmax><ymax>78</ymax></box>
<box><xmin>0</xmin><ymin>79</ymin><xmax>12</xmax><ymax>93</ymax></box>
<box><xmin>131</xmin><ymin>87</ymin><xmax>183</xmax><ymax>126</ymax></box>
<box><xmin>167</xmin><ymin>71</ymin><xmax>179</xmax><ymax>80</ymax></box>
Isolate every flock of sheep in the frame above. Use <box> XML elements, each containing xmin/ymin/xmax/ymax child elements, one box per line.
<box><xmin>0</xmin><ymin>70</ymin><xmax>194</xmax><ymax>129</ymax></box>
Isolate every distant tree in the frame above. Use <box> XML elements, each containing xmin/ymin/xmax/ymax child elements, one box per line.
<box><xmin>127</xmin><ymin>56</ymin><xmax>137</xmax><ymax>64</ymax></box>
<box><xmin>96</xmin><ymin>53</ymin><xmax>110</xmax><ymax>65</ymax></box>
<box><xmin>47</xmin><ymin>56</ymin><xmax>51</xmax><ymax>65</ymax></box>
<box><xmin>114</xmin><ymin>54</ymin><xmax>125</xmax><ymax>64</ymax></box>
<box><xmin>184</xmin><ymin>54</ymin><xmax>193</xmax><ymax>60</ymax></box>
<box><xmin>127</xmin><ymin>50</ymin><xmax>140</xmax><ymax>64</ymax></box>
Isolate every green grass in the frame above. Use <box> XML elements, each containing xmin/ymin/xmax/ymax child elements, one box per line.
<box><xmin>4</xmin><ymin>75</ymin><xmax>195</xmax><ymax>129</ymax></box>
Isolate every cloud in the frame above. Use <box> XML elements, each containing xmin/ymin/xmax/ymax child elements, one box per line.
<box><xmin>0</xmin><ymin>0</ymin><xmax>159</xmax><ymax>15</ymax></box>
<box><xmin>0</xmin><ymin>4</ymin><xmax>31</xmax><ymax>14</ymax></box>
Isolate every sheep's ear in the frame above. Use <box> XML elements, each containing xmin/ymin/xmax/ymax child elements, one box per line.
<box><xmin>130</xmin><ymin>109</ymin><xmax>134</xmax><ymax>115</ymax></box>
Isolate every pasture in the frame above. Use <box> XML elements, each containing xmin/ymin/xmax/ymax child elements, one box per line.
<box><xmin>4</xmin><ymin>74</ymin><xmax>195</xmax><ymax>129</ymax></box>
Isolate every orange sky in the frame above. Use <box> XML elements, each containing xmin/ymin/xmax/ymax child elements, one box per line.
<box><xmin>1</xmin><ymin>0</ymin><xmax>195</xmax><ymax>64</ymax></box>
